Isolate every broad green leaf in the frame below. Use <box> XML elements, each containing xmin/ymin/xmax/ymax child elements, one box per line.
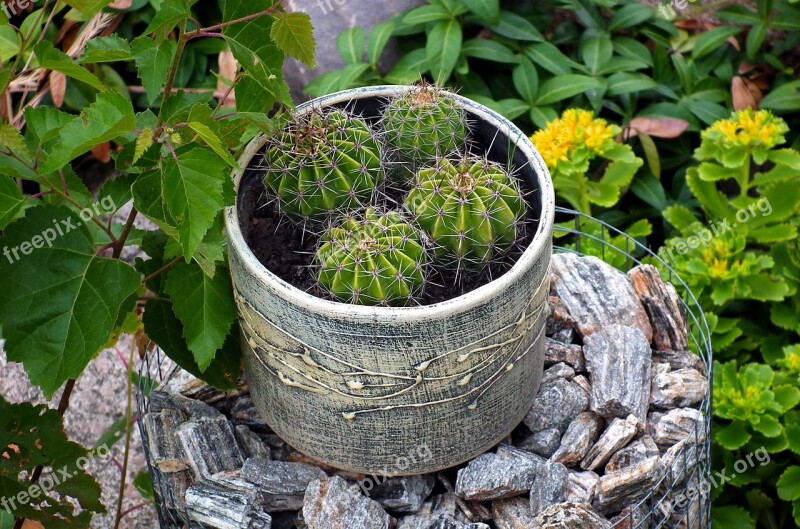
<box><xmin>384</xmin><ymin>48</ymin><xmax>428</xmax><ymax>84</ymax></box>
<box><xmin>461</xmin><ymin>0</ymin><xmax>500</xmax><ymax>24</ymax></box>
<box><xmin>0</xmin><ymin>26</ymin><xmax>20</xmax><ymax>62</ymax></box>
<box><xmin>426</xmin><ymin>19</ymin><xmax>462</xmax><ymax>85</ymax></box>
<box><xmin>143</xmin><ymin>298</ymin><xmax>241</xmax><ymax>389</ymax></box>
<box><xmin>162</xmin><ymin>147</ymin><xmax>228</xmax><ymax>259</ymax></box>
<box><xmin>580</xmin><ymin>35</ymin><xmax>613</xmax><ymax>75</ymax></box>
<box><xmin>79</xmin><ymin>35</ymin><xmax>132</xmax><ymax>63</ymax></box>
<box><xmin>525</xmin><ymin>43</ymin><xmax>574</xmax><ymax>75</ymax></box>
<box><xmin>684</xmin><ymin>100</ymin><xmax>729</xmax><ymax>125</ymax></box>
<box><xmin>34</xmin><ymin>41</ymin><xmax>105</xmax><ymax>91</ymax></box>
<box><xmin>460</xmin><ymin>39</ymin><xmax>517</xmax><ymax>64</ymax></box>
<box><xmin>0</xmin><ymin>176</ymin><xmax>24</xmax><ymax>230</ymax></box>
<box><xmin>223</xmin><ymin>0</ymin><xmax>288</xmax><ymax>105</ymax></box>
<box><xmin>164</xmin><ymin>262</ymin><xmax>237</xmax><ymax>370</ymax></box>
<box><xmin>529</xmin><ymin>106</ymin><xmax>557</xmax><ymax>129</ymax></box>
<box><xmin>663</xmin><ymin>204</ymin><xmax>699</xmax><ymax>232</ymax></box>
<box><xmin>367</xmin><ymin>20</ymin><xmax>395</xmax><ymax>65</ymax></box>
<box><xmin>131</xmin><ymin>37</ymin><xmax>177</xmax><ymax>105</ymax></box>
<box><xmin>778</xmin><ymin>467</ymin><xmax>800</xmax><ymax>501</ymax></box>
<box><xmin>42</xmin><ymin>92</ymin><xmax>135</xmax><ymax>174</ymax></box>
<box><xmin>145</xmin><ymin>0</ymin><xmax>190</xmax><ymax>34</ymax></box>
<box><xmin>337</xmin><ymin>27</ymin><xmax>365</xmax><ymax>65</ymax></box>
<box><xmin>134</xmin><ymin>472</ymin><xmax>155</xmax><ymax>502</ymax></box>
<box><xmin>692</xmin><ymin>26</ymin><xmax>741</xmax><ymax>59</ymax></box>
<box><xmin>402</xmin><ymin>5</ymin><xmax>452</xmax><ymax>24</ymax></box>
<box><xmin>613</xmin><ymin>37</ymin><xmax>653</xmax><ymax>66</ymax></box>
<box><xmin>0</xmin><ymin>206</ymin><xmax>140</xmax><ymax>397</ymax></box>
<box><xmin>487</xmin><ymin>10</ymin><xmax>543</xmax><ymax>41</ymax></box>
<box><xmin>774</xmin><ymin>385</ymin><xmax>800</xmax><ymax>412</ymax></box>
<box><xmin>512</xmin><ymin>55</ymin><xmax>538</xmax><ymax>104</ymax></box>
<box><xmin>631</xmin><ymin>172</ymin><xmax>668</xmax><ymax>210</ymax></box>
<box><xmin>607</xmin><ymin>72</ymin><xmax>657</xmax><ymax>96</ymax></box>
<box><xmin>62</xmin><ymin>0</ymin><xmax>111</xmax><ymax>18</ymax></box>
<box><xmin>270</xmin><ymin>12</ymin><xmax>316</xmax><ymax>68</ymax></box>
<box><xmin>767</xmin><ymin>148</ymin><xmax>800</xmax><ymax>169</ymax></box>
<box><xmin>715</xmin><ymin>421</ymin><xmax>752</xmax><ymax>449</ymax></box>
<box><xmin>493</xmin><ymin>98</ymin><xmax>530</xmax><ymax>120</ymax></box>
<box><xmin>712</xmin><ymin>506</ymin><xmax>754</xmax><ymax>529</ymax></box>
<box><xmin>24</xmin><ymin>105</ymin><xmax>73</xmax><ymax>145</ymax></box>
<box><xmin>608</xmin><ymin>3</ymin><xmax>653</xmax><ymax>30</ymax></box>
<box><xmin>788</xmin><ymin>423</ymin><xmax>800</xmax><ymax>455</ymax></box>
<box><xmin>535</xmin><ymin>75</ymin><xmax>600</xmax><ymax>105</ymax></box>
<box><xmin>746</xmin><ymin>21</ymin><xmax>767</xmax><ymax>58</ymax></box>
<box><xmin>761</xmin><ymin>80</ymin><xmax>800</xmax><ymax>111</ymax></box>
<box><xmin>752</xmin><ymin>413</ymin><xmax>782</xmax><ymax>437</ymax></box>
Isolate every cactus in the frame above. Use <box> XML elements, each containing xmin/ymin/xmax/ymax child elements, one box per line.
<box><xmin>381</xmin><ymin>84</ymin><xmax>468</xmax><ymax>173</ymax></box>
<box><xmin>259</xmin><ymin>108</ymin><xmax>383</xmax><ymax>221</ymax></box>
<box><xmin>316</xmin><ymin>208</ymin><xmax>428</xmax><ymax>306</ymax></box>
<box><xmin>403</xmin><ymin>157</ymin><xmax>527</xmax><ymax>268</ymax></box>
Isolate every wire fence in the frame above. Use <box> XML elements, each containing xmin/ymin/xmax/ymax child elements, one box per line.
<box><xmin>136</xmin><ymin>206</ymin><xmax>713</xmax><ymax>529</ymax></box>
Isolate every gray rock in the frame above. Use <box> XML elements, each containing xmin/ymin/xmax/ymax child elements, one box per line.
<box><xmin>149</xmin><ymin>390</ymin><xmax>223</xmax><ymax>418</ymax></box>
<box><xmin>583</xmin><ymin>325</ymin><xmax>652</xmax><ymax>422</ymax></box>
<box><xmin>661</xmin><ymin>439</ymin><xmax>701</xmax><ymax>488</ymax></box>
<box><xmin>492</xmin><ymin>497</ymin><xmax>536</xmax><ymax>529</ymax></box>
<box><xmin>551</xmin><ymin>328</ymin><xmax>576</xmax><ymax>345</ymax></box>
<box><xmin>541</xmin><ymin>362</ymin><xmax>576</xmax><ymax>385</ymax></box>
<box><xmin>531</xmin><ymin>502</ymin><xmax>612</xmax><ymax>529</ymax></box>
<box><xmin>523</xmin><ymin>378</ymin><xmax>588</xmax><ymax>434</ymax></box>
<box><xmin>547</xmin><ymin>295</ymin><xmax>578</xmax><ymax>336</ymax></box>
<box><xmin>581</xmin><ymin>415</ymin><xmax>640</xmax><ymax>472</ymax></box>
<box><xmin>544</xmin><ymin>339</ymin><xmax>585</xmax><ymax>372</ymax></box>
<box><xmin>235</xmin><ymin>424</ymin><xmax>271</xmax><ymax>460</ymax></box>
<box><xmin>608</xmin><ymin>504</ymin><xmax>649</xmax><ymax>529</ymax></box>
<box><xmin>565</xmin><ymin>471</ymin><xmax>599</xmax><ymax>504</ymax></box>
<box><xmin>628</xmin><ymin>265</ymin><xmax>688</xmax><ymax>351</ymax></box>
<box><xmin>649</xmin><ymin>408</ymin><xmax>706</xmax><ymax>449</ymax></box>
<box><xmin>550</xmin><ymin>254</ymin><xmax>653</xmax><ymax>341</ymax></box>
<box><xmin>652</xmin><ymin>349</ymin><xmax>707</xmax><ymax>375</ymax></box>
<box><xmin>455</xmin><ymin>447</ymin><xmax>543</xmax><ymax>501</ymax></box>
<box><xmin>231</xmin><ymin>395</ymin><xmax>270</xmax><ymax>432</ymax></box>
<box><xmin>177</xmin><ymin>417</ymin><xmax>245</xmax><ymax>480</ymax></box>
<box><xmin>530</xmin><ymin>461</ymin><xmax>568</xmax><ymax>517</ymax></box>
<box><xmin>303</xmin><ymin>476</ymin><xmax>392</xmax><ymax>529</ymax></box>
<box><xmin>552</xmin><ymin>412</ymin><xmax>604</xmax><ymax>467</ymax></box>
<box><xmin>594</xmin><ymin>456</ymin><xmax>664</xmax><ymax>514</ymax></box>
<box><xmin>398</xmin><ymin>514</ymin><xmax>490</xmax><ymax>529</ymax></box>
<box><xmin>242</xmin><ymin>458</ymin><xmax>327</xmax><ymax>512</ymax></box>
<box><xmin>651</xmin><ymin>368</ymin><xmax>708</xmax><ymax>409</ymax></box>
<box><xmin>605</xmin><ymin>436</ymin><xmax>659</xmax><ymax>474</ymax></box>
<box><xmin>366</xmin><ymin>474</ymin><xmax>436</xmax><ymax>513</ymax></box>
<box><xmin>571</xmin><ymin>375</ymin><xmax>591</xmax><ymax>398</ymax></box>
<box><xmin>518</xmin><ymin>428</ymin><xmax>562</xmax><ymax>458</ymax></box>
<box><xmin>185</xmin><ymin>480</ymin><xmax>272</xmax><ymax>529</ymax></box>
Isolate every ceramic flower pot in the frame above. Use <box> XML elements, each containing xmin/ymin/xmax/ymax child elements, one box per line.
<box><xmin>225</xmin><ymin>86</ymin><xmax>555</xmax><ymax>475</ymax></box>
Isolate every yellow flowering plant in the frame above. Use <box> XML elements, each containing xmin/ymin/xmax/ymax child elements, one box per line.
<box><xmin>531</xmin><ymin>109</ymin><xmax>643</xmax><ymax>214</ymax></box>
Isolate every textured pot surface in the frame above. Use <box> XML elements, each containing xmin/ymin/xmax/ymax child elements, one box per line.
<box><xmin>225</xmin><ymin>86</ymin><xmax>555</xmax><ymax>475</ymax></box>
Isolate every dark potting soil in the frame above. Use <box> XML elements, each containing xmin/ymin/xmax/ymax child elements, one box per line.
<box><xmin>241</xmin><ymin>174</ymin><xmax>538</xmax><ymax>306</ymax></box>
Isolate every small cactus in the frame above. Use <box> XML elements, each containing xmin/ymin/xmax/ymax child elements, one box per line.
<box><xmin>381</xmin><ymin>84</ymin><xmax>468</xmax><ymax>174</ymax></box>
<box><xmin>260</xmin><ymin>108</ymin><xmax>383</xmax><ymax>221</ymax></box>
<box><xmin>316</xmin><ymin>208</ymin><xmax>428</xmax><ymax>306</ymax></box>
<box><xmin>403</xmin><ymin>157</ymin><xmax>527</xmax><ymax>268</ymax></box>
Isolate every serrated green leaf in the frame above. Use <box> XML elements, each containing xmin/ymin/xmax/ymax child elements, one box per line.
<box><xmin>773</xmin><ymin>385</ymin><xmax>800</xmax><ymax>412</ymax></box>
<box><xmin>535</xmin><ymin>75</ymin><xmax>600</xmax><ymax>105</ymax></box>
<box><xmin>0</xmin><ymin>176</ymin><xmax>24</xmax><ymax>230</ymax></box>
<box><xmin>461</xmin><ymin>0</ymin><xmax>500</xmax><ymax>24</ymax></box>
<box><xmin>62</xmin><ymin>0</ymin><xmax>111</xmax><ymax>18</ymax></box>
<box><xmin>692</xmin><ymin>26</ymin><xmax>741</xmax><ymax>59</ymax></box>
<box><xmin>663</xmin><ymin>204</ymin><xmax>699</xmax><ymax>232</ymax></box>
<box><xmin>788</xmin><ymin>423</ymin><xmax>800</xmax><ymax>455</ymax></box>
<box><xmin>778</xmin><ymin>467</ymin><xmax>800</xmax><ymax>501</ymax></box>
<box><xmin>270</xmin><ymin>12</ymin><xmax>316</xmax><ymax>68</ymax></box>
<box><xmin>142</xmin><ymin>298</ymin><xmax>241</xmax><ymax>389</ymax></box>
<box><xmin>716</xmin><ymin>421</ymin><xmax>752</xmax><ymax>449</ymax></box>
<box><xmin>686</xmin><ymin>167</ymin><xmax>729</xmax><ymax>219</ymax></box>
<box><xmin>367</xmin><ymin>20</ymin><xmax>395</xmax><ymax>65</ymax></box>
<box><xmin>0</xmin><ymin>206</ymin><xmax>140</xmax><ymax>397</ymax></box>
<box><xmin>134</xmin><ymin>128</ymin><xmax>154</xmax><ymax>164</ymax></box>
<box><xmin>752</xmin><ymin>413</ymin><xmax>783</xmax><ymax>437</ymax></box>
<box><xmin>79</xmin><ymin>35</ymin><xmax>132</xmax><ymax>63</ymax></box>
<box><xmin>186</xmin><ymin>103</ymin><xmax>238</xmax><ymax>168</ymax></box>
<box><xmin>337</xmin><ymin>27</ymin><xmax>365</xmax><ymax>65</ymax></box>
<box><xmin>34</xmin><ymin>41</ymin><xmax>105</xmax><ymax>91</ymax></box>
<box><xmin>426</xmin><ymin>19</ymin><xmax>462</xmax><ymax>85</ymax></box>
<box><xmin>145</xmin><ymin>0</ymin><xmax>190</xmax><ymax>34</ymax></box>
<box><xmin>164</xmin><ymin>262</ymin><xmax>236</xmax><ymax>370</ymax></box>
<box><xmin>512</xmin><ymin>55</ymin><xmax>538</xmax><ymax>104</ymax></box>
<box><xmin>712</xmin><ymin>506</ymin><xmax>754</xmax><ymax>529</ymax></box>
<box><xmin>131</xmin><ymin>36</ymin><xmax>176</xmax><ymax>105</ymax></box>
<box><xmin>162</xmin><ymin>147</ymin><xmax>228</xmax><ymax>260</ymax></box>
<box><xmin>42</xmin><ymin>92</ymin><xmax>135</xmax><ymax>174</ymax></box>
<box><xmin>0</xmin><ymin>26</ymin><xmax>21</xmax><ymax>62</ymax></box>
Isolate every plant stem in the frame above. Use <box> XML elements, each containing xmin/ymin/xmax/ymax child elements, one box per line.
<box><xmin>113</xmin><ymin>208</ymin><xmax>138</xmax><ymax>259</ymax></box>
<box><xmin>112</xmin><ymin>334</ymin><xmax>138</xmax><ymax>529</ymax></box>
<box><xmin>12</xmin><ymin>379</ymin><xmax>77</xmax><ymax>529</ymax></box>
<box><xmin>186</xmin><ymin>2</ymin><xmax>282</xmax><ymax>37</ymax></box>
<box><xmin>143</xmin><ymin>256</ymin><xmax>182</xmax><ymax>284</ymax></box>
<box><xmin>156</xmin><ymin>20</ymin><xmax>189</xmax><ymax>130</ymax></box>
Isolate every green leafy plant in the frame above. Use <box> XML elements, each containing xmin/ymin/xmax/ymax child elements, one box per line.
<box><xmin>0</xmin><ymin>0</ymin><xmax>313</xmax><ymax>527</ymax></box>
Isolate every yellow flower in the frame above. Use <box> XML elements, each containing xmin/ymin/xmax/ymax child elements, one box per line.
<box><xmin>703</xmin><ymin>109</ymin><xmax>788</xmax><ymax>150</ymax></box>
<box><xmin>530</xmin><ymin>109</ymin><xmax>617</xmax><ymax>169</ymax></box>
<box><xmin>785</xmin><ymin>352</ymin><xmax>800</xmax><ymax>374</ymax></box>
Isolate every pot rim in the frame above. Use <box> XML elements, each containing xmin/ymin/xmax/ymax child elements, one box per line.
<box><xmin>225</xmin><ymin>85</ymin><xmax>555</xmax><ymax>322</ymax></box>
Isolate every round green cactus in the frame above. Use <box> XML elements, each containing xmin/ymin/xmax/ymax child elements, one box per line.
<box><xmin>403</xmin><ymin>158</ymin><xmax>527</xmax><ymax>267</ymax></box>
<box><xmin>316</xmin><ymin>209</ymin><xmax>428</xmax><ymax>306</ymax></box>
<box><xmin>381</xmin><ymin>84</ymin><xmax>468</xmax><ymax>173</ymax></box>
<box><xmin>260</xmin><ymin>108</ymin><xmax>383</xmax><ymax>221</ymax></box>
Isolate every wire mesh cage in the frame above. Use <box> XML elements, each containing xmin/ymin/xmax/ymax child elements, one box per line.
<box><xmin>136</xmin><ymin>206</ymin><xmax>713</xmax><ymax>529</ymax></box>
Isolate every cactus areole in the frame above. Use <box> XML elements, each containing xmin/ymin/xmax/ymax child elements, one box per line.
<box><xmin>227</xmin><ymin>86</ymin><xmax>555</xmax><ymax>475</ymax></box>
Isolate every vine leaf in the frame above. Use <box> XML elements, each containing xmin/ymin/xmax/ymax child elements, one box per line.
<box><xmin>131</xmin><ymin>37</ymin><xmax>177</xmax><ymax>105</ymax></box>
<box><xmin>164</xmin><ymin>262</ymin><xmax>237</xmax><ymax>370</ymax></box>
<box><xmin>270</xmin><ymin>12</ymin><xmax>316</xmax><ymax>68</ymax></box>
<box><xmin>61</xmin><ymin>0</ymin><xmax>112</xmax><ymax>18</ymax></box>
<box><xmin>144</xmin><ymin>0</ymin><xmax>191</xmax><ymax>35</ymax></box>
<box><xmin>0</xmin><ymin>176</ymin><xmax>24</xmax><ymax>230</ymax></box>
<box><xmin>33</xmin><ymin>42</ymin><xmax>105</xmax><ymax>92</ymax></box>
<box><xmin>0</xmin><ymin>206</ymin><xmax>140</xmax><ymax>397</ymax></box>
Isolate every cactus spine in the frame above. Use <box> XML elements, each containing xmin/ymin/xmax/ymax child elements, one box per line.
<box><xmin>403</xmin><ymin>158</ymin><xmax>527</xmax><ymax>268</ymax></box>
<box><xmin>260</xmin><ymin>108</ymin><xmax>383</xmax><ymax>221</ymax></box>
<box><xmin>381</xmin><ymin>84</ymin><xmax>468</xmax><ymax>173</ymax></box>
<box><xmin>316</xmin><ymin>209</ymin><xmax>428</xmax><ymax>306</ymax></box>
